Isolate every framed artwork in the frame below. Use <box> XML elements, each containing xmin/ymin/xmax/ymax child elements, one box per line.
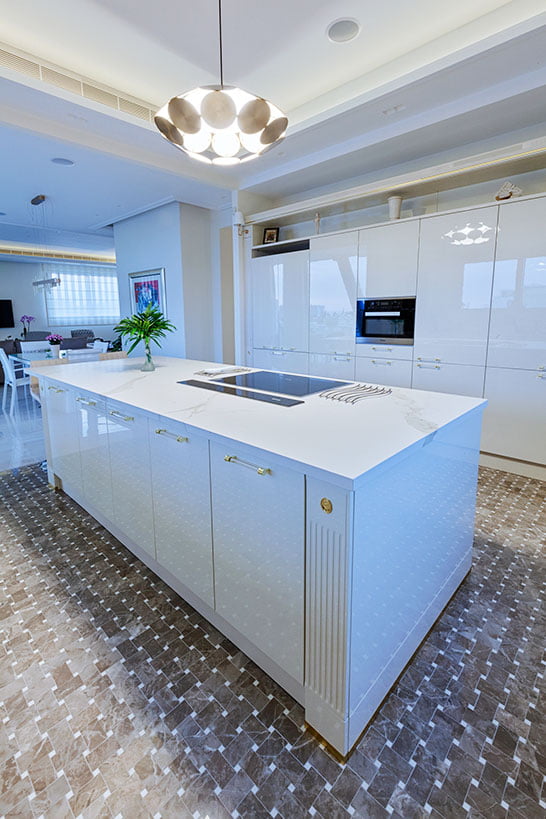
<box><xmin>128</xmin><ymin>268</ymin><xmax>166</xmax><ymax>315</ymax></box>
<box><xmin>263</xmin><ymin>227</ymin><xmax>279</xmax><ymax>244</ymax></box>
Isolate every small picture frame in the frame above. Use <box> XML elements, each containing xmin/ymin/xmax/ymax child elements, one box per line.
<box><xmin>263</xmin><ymin>227</ymin><xmax>279</xmax><ymax>244</ymax></box>
<box><xmin>128</xmin><ymin>268</ymin><xmax>167</xmax><ymax>315</ymax></box>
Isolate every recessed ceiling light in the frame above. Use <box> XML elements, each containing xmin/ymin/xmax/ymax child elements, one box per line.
<box><xmin>51</xmin><ymin>157</ymin><xmax>75</xmax><ymax>166</ymax></box>
<box><xmin>327</xmin><ymin>18</ymin><xmax>360</xmax><ymax>43</ymax></box>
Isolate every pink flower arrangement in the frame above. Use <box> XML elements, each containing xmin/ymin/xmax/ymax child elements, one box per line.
<box><xmin>46</xmin><ymin>333</ymin><xmax>63</xmax><ymax>345</ymax></box>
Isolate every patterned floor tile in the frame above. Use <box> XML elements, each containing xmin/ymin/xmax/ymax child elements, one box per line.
<box><xmin>0</xmin><ymin>464</ymin><xmax>544</xmax><ymax>818</ymax></box>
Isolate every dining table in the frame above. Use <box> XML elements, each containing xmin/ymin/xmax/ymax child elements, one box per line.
<box><xmin>9</xmin><ymin>348</ymin><xmax>104</xmax><ymax>367</ymax></box>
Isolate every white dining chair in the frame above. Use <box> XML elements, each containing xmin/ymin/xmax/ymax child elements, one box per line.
<box><xmin>19</xmin><ymin>340</ymin><xmax>53</xmax><ymax>354</ymax></box>
<box><xmin>0</xmin><ymin>348</ymin><xmax>30</xmax><ymax>416</ymax></box>
<box><xmin>92</xmin><ymin>340</ymin><xmax>109</xmax><ymax>352</ymax></box>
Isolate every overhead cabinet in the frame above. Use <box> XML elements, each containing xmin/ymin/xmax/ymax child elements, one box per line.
<box><xmin>309</xmin><ymin>232</ymin><xmax>358</xmax><ymax>356</ymax></box>
<box><xmin>487</xmin><ymin>197</ymin><xmax>546</xmax><ymax>371</ymax></box>
<box><xmin>357</xmin><ymin>219</ymin><xmax>419</xmax><ymax>297</ymax></box>
<box><xmin>413</xmin><ymin>206</ymin><xmax>497</xmax><ymax>367</ymax></box>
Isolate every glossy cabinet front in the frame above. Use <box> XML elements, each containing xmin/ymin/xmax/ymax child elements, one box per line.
<box><xmin>309</xmin><ymin>232</ymin><xmax>358</xmax><ymax>355</ymax></box>
<box><xmin>75</xmin><ymin>391</ymin><xmax>114</xmax><ymax>521</ymax></box>
<box><xmin>355</xmin><ymin>356</ymin><xmax>412</xmax><ymax>388</ymax></box>
<box><xmin>45</xmin><ymin>383</ymin><xmax>83</xmax><ymax>497</ymax></box>
<box><xmin>251</xmin><ymin>250</ymin><xmax>309</xmax><ymax>352</ymax></box>
<box><xmin>414</xmin><ymin>207</ymin><xmax>496</xmax><ymax>366</ymax></box>
<box><xmin>358</xmin><ymin>219</ymin><xmax>419</xmax><ymax>297</ymax></box>
<box><xmin>149</xmin><ymin>419</ymin><xmax>214</xmax><ymax>607</ymax></box>
<box><xmin>412</xmin><ymin>362</ymin><xmax>485</xmax><ymax>397</ymax></box>
<box><xmin>210</xmin><ymin>440</ymin><xmax>304</xmax><ymax>684</ymax></box>
<box><xmin>252</xmin><ymin>348</ymin><xmax>308</xmax><ymax>375</ymax></box>
<box><xmin>107</xmin><ymin>401</ymin><xmax>155</xmax><ymax>558</ymax></box>
<box><xmin>487</xmin><ymin>197</ymin><xmax>546</xmax><ymax>371</ymax></box>
<box><xmin>308</xmin><ymin>352</ymin><xmax>355</xmax><ymax>380</ymax></box>
<box><xmin>482</xmin><ymin>367</ymin><xmax>546</xmax><ymax>463</ymax></box>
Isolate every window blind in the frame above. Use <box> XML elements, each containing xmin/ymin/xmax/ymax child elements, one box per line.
<box><xmin>44</xmin><ymin>264</ymin><xmax>120</xmax><ymax>325</ymax></box>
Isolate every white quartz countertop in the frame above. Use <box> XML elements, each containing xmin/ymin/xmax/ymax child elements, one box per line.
<box><xmin>32</xmin><ymin>356</ymin><xmax>486</xmax><ymax>486</ymax></box>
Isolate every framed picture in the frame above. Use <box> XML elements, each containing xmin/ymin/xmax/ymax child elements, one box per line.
<box><xmin>263</xmin><ymin>227</ymin><xmax>279</xmax><ymax>244</ymax></box>
<box><xmin>128</xmin><ymin>268</ymin><xmax>166</xmax><ymax>315</ymax></box>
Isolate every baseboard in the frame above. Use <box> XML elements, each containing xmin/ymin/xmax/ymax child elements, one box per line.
<box><xmin>480</xmin><ymin>452</ymin><xmax>546</xmax><ymax>481</ymax></box>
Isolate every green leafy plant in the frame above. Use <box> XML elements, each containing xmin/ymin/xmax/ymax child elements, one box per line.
<box><xmin>114</xmin><ymin>305</ymin><xmax>176</xmax><ymax>371</ymax></box>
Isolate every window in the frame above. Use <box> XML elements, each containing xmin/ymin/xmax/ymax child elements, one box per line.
<box><xmin>44</xmin><ymin>263</ymin><xmax>120</xmax><ymax>325</ymax></box>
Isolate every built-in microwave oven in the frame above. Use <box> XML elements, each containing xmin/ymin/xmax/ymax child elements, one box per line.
<box><xmin>356</xmin><ymin>297</ymin><xmax>416</xmax><ymax>345</ymax></box>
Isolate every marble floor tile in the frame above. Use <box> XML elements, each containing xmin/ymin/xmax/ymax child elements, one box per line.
<box><xmin>0</xmin><ymin>464</ymin><xmax>544</xmax><ymax>818</ymax></box>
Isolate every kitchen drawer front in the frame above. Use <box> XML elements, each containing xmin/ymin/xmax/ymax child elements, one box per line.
<box><xmin>45</xmin><ymin>383</ymin><xmax>83</xmax><ymax>496</ymax></box>
<box><xmin>355</xmin><ymin>357</ymin><xmax>412</xmax><ymax>388</ymax></box>
<box><xmin>308</xmin><ymin>352</ymin><xmax>355</xmax><ymax>380</ymax></box>
<box><xmin>210</xmin><ymin>440</ymin><xmax>304</xmax><ymax>684</ymax></box>
<box><xmin>75</xmin><ymin>391</ymin><xmax>113</xmax><ymax>521</ymax></box>
<box><xmin>252</xmin><ymin>348</ymin><xmax>309</xmax><ymax>374</ymax></box>
<box><xmin>107</xmin><ymin>400</ymin><xmax>155</xmax><ymax>557</ymax></box>
<box><xmin>355</xmin><ymin>343</ymin><xmax>413</xmax><ymax>362</ymax></box>
<box><xmin>482</xmin><ymin>366</ymin><xmax>546</xmax><ymax>464</ymax></box>
<box><xmin>150</xmin><ymin>419</ymin><xmax>214</xmax><ymax>607</ymax></box>
<box><xmin>412</xmin><ymin>361</ymin><xmax>485</xmax><ymax>398</ymax></box>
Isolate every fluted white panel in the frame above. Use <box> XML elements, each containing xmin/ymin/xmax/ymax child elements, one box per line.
<box><xmin>305</xmin><ymin>482</ymin><xmax>351</xmax><ymax>716</ymax></box>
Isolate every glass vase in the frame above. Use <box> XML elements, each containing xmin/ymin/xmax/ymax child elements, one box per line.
<box><xmin>141</xmin><ymin>341</ymin><xmax>155</xmax><ymax>372</ymax></box>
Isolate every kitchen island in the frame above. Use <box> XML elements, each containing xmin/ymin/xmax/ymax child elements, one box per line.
<box><xmin>32</xmin><ymin>356</ymin><xmax>486</xmax><ymax>757</ymax></box>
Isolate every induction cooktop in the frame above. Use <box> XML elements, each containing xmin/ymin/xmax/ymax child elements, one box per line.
<box><xmin>179</xmin><ymin>379</ymin><xmax>304</xmax><ymax>407</ymax></box>
<box><xmin>214</xmin><ymin>371</ymin><xmax>351</xmax><ymax>396</ymax></box>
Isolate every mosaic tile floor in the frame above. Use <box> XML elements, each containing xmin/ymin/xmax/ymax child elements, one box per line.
<box><xmin>0</xmin><ymin>464</ymin><xmax>544</xmax><ymax>819</ymax></box>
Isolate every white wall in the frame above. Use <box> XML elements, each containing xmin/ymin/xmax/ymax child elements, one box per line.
<box><xmin>114</xmin><ymin>201</ymin><xmax>218</xmax><ymax>362</ymax></box>
<box><xmin>0</xmin><ymin>260</ymin><xmax>117</xmax><ymax>340</ymax></box>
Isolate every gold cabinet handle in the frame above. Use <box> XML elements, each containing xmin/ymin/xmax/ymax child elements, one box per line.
<box><xmin>224</xmin><ymin>455</ymin><xmax>271</xmax><ymax>475</ymax></box>
<box><xmin>155</xmin><ymin>428</ymin><xmax>188</xmax><ymax>443</ymax></box>
<box><xmin>372</xmin><ymin>346</ymin><xmax>392</xmax><ymax>352</ymax></box>
<box><xmin>109</xmin><ymin>409</ymin><xmax>134</xmax><ymax>422</ymax></box>
<box><xmin>371</xmin><ymin>359</ymin><xmax>392</xmax><ymax>365</ymax></box>
<box><xmin>76</xmin><ymin>397</ymin><xmax>97</xmax><ymax>407</ymax></box>
<box><xmin>417</xmin><ymin>356</ymin><xmax>441</xmax><ymax>363</ymax></box>
<box><xmin>47</xmin><ymin>386</ymin><xmax>65</xmax><ymax>393</ymax></box>
<box><xmin>416</xmin><ymin>363</ymin><xmax>441</xmax><ymax>370</ymax></box>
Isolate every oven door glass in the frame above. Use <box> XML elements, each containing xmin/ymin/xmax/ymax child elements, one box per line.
<box><xmin>363</xmin><ymin>316</ymin><xmax>407</xmax><ymax>337</ymax></box>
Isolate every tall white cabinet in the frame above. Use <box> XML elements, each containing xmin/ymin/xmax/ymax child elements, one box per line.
<box><xmin>482</xmin><ymin>197</ymin><xmax>546</xmax><ymax>461</ymax></box>
<box><xmin>355</xmin><ymin>220</ymin><xmax>419</xmax><ymax>387</ymax></box>
<box><xmin>308</xmin><ymin>232</ymin><xmax>358</xmax><ymax>378</ymax></box>
<box><xmin>412</xmin><ymin>206</ymin><xmax>497</xmax><ymax>397</ymax></box>
<box><xmin>251</xmin><ymin>249</ymin><xmax>309</xmax><ymax>353</ymax></box>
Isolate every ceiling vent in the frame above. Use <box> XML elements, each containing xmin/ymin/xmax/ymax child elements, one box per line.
<box><xmin>0</xmin><ymin>42</ymin><xmax>154</xmax><ymax>123</ymax></box>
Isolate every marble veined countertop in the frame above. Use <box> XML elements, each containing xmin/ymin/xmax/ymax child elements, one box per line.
<box><xmin>31</xmin><ymin>356</ymin><xmax>486</xmax><ymax>487</ymax></box>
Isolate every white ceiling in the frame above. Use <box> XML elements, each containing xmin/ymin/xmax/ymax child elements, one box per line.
<box><xmin>0</xmin><ymin>0</ymin><xmax>545</xmax><ymax>253</ymax></box>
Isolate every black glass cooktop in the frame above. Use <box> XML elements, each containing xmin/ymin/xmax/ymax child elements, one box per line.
<box><xmin>179</xmin><ymin>379</ymin><xmax>303</xmax><ymax>407</ymax></box>
<box><xmin>215</xmin><ymin>371</ymin><xmax>351</xmax><ymax>396</ymax></box>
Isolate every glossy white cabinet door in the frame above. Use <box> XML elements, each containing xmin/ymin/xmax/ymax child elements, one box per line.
<box><xmin>210</xmin><ymin>440</ymin><xmax>304</xmax><ymax>684</ymax></box>
<box><xmin>412</xmin><ymin>362</ymin><xmax>485</xmax><ymax>397</ymax></box>
<box><xmin>308</xmin><ymin>352</ymin><xmax>355</xmax><ymax>380</ymax></box>
<box><xmin>252</xmin><ymin>348</ymin><xmax>309</xmax><ymax>375</ymax></box>
<box><xmin>309</xmin><ymin>232</ymin><xmax>358</xmax><ymax>354</ymax></box>
<box><xmin>75</xmin><ymin>393</ymin><xmax>114</xmax><ymax>522</ymax></box>
<box><xmin>355</xmin><ymin>342</ymin><xmax>413</xmax><ymax>361</ymax></box>
<box><xmin>150</xmin><ymin>420</ymin><xmax>214</xmax><ymax>607</ymax></box>
<box><xmin>355</xmin><ymin>356</ymin><xmax>412</xmax><ymax>388</ymax></box>
<box><xmin>488</xmin><ymin>198</ymin><xmax>546</xmax><ymax>370</ymax></box>
<box><xmin>358</xmin><ymin>220</ymin><xmax>419</xmax><ymax>297</ymax></box>
<box><xmin>45</xmin><ymin>384</ymin><xmax>83</xmax><ymax>496</ymax></box>
<box><xmin>482</xmin><ymin>367</ymin><xmax>546</xmax><ymax>464</ymax></box>
<box><xmin>107</xmin><ymin>402</ymin><xmax>155</xmax><ymax>558</ymax></box>
<box><xmin>251</xmin><ymin>250</ymin><xmax>309</xmax><ymax>352</ymax></box>
<box><xmin>414</xmin><ymin>207</ymin><xmax>497</xmax><ymax>365</ymax></box>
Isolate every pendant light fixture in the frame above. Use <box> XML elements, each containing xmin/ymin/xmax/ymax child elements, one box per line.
<box><xmin>154</xmin><ymin>0</ymin><xmax>288</xmax><ymax>165</ymax></box>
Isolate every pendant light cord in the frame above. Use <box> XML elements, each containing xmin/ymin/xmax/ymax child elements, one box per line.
<box><xmin>218</xmin><ymin>0</ymin><xmax>224</xmax><ymax>88</ymax></box>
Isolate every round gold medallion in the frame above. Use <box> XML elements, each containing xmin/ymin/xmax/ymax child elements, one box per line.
<box><xmin>320</xmin><ymin>497</ymin><xmax>333</xmax><ymax>514</ymax></box>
